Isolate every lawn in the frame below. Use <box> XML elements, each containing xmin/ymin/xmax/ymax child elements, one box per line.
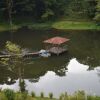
<box><xmin>53</xmin><ymin>21</ymin><xmax>100</xmax><ymax>30</ymax></box>
<box><xmin>0</xmin><ymin>21</ymin><xmax>100</xmax><ymax>32</ymax></box>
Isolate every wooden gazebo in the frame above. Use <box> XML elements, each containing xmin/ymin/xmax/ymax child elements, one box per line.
<box><xmin>43</xmin><ymin>36</ymin><xmax>70</xmax><ymax>55</ymax></box>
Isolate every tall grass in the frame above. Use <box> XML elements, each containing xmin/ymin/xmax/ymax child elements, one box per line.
<box><xmin>0</xmin><ymin>89</ymin><xmax>100</xmax><ymax>100</ymax></box>
<box><xmin>49</xmin><ymin>92</ymin><xmax>53</xmax><ymax>99</ymax></box>
<box><xmin>40</xmin><ymin>92</ymin><xmax>44</xmax><ymax>98</ymax></box>
<box><xmin>4</xmin><ymin>89</ymin><xmax>15</xmax><ymax>100</ymax></box>
<box><xmin>31</xmin><ymin>91</ymin><xmax>36</xmax><ymax>97</ymax></box>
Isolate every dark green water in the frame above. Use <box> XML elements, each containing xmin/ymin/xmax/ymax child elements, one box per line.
<box><xmin>0</xmin><ymin>29</ymin><xmax>100</xmax><ymax>97</ymax></box>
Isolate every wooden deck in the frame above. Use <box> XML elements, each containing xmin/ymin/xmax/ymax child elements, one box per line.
<box><xmin>48</xmin><ymin>47</ymin><xmax>67</xmax><ymax>55</ymax></box>
<box><xmin>0</xmin><ymin>47</ymin><xmax>67</xmax><ymax>58</ymax></box>
<box><xmin>0</xmin><ymin>52</ymin><xmax>39</xmax><ymax>58</ymax></box>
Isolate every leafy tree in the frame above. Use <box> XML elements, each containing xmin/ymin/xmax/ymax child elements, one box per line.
<box><xmin>42</xmin><ymin>0</ymin><xmax>67</xmax><ymax>20</ymax></box>
<box><xmin>66</xmin><ymin>0</ymin><xmax>95</xmax><ymax>19</ymax></box>
<box><xmin>0</xmin><ymin>0</ymin><xmax>98</xmax><ymax>21</ymax></box>
<box><xmin>94</xmin><ymin>0</ymin><xmax>100</xmax><ymax>23</ymax></box>
<box><xmin>5</xmin><ymin>0</ymin><xmax>13</xmax><ymax>27</ymax></box>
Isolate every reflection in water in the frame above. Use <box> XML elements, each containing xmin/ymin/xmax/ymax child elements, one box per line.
<box><xmin>0</xmin><ymin>58</ymin><xmax>100</xmax><ymax>98</ymax></box>
<box><xmin>67</xmin><ymin>58</ymin><xmax>89</xmax><ymax>73</ymax></box>
<box><xmin>0</xmin><ymin>29</ymin><xmax>100</xmax><ymax>97</ymax></box>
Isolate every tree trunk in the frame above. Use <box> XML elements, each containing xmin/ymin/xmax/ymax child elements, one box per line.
<box><xmin>6</xmin><ymin>0</ymin><xmax>13</xmax><ymax>29</ymax></box>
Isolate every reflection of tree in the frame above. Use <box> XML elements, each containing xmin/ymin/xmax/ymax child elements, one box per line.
<box><xmin>55</xmin><ymin>67</ymin><xmax>67</xmax><ymax>77</ymax></box>
<box><xmin>0</xmin><ymin>54</ymin><xmax>69</xmax><ymax>84</ymax></box>
<box><xmin>0</xmin><ymin>67</ymin><xmax>15</xmax><ymax>85</ymax></box>
<box><xmin>1</xmin><ymin>30</ymin><xmax>100</xmax><ymax>85</ymax></box>
<box><xmin>96</xmin><ymin>68</ymin><xmax>100</xmax><ymax>82</ymax></box>
<box><xmin>0</xmin><ymin>41</ymin><xmax>26</xmax><ymax>92</ymax></box>
<box><xmin>19</xmin><ymin>79</ymin><xmax>26</xmax><ymax>92</ymax></box>
<box><xmin>68</xmin><ymin>31</ymin><xmax>100</xmax><ymax>68</ymax></box>
<box><xmin>24</xmin><ymin>54</ymin><xmax>70</xmax><ymax>83</ymax></box>
<box><xmin>29</xmin><ymin>78</ymin><xmax>40</xmax><ymax>83</ymax></box>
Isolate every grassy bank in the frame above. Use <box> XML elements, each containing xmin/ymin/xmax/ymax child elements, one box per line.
<box><xmin>0</xmin><ymin>89</ymin><xmax>100</xmax><ymax>100</ymax></box>
<box><xmin>0</xmin><ymin>23</ymin><xmax>20</xmax><ymax>32</ymax></box>
<box><xmin>0</xmin><ymin>21</ymin><xmax>100</xmax><ymax>32</ymax></box>
<box><xmin>53</xmin><ymin>21</ymin><xmax>100</xmax><ymax>30</ymax></box>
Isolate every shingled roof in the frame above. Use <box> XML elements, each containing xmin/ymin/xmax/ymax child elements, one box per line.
<box><xmin>43</xmin><ymin>36</ymin><xmax>70</xmax><ymax>45</ymax></box>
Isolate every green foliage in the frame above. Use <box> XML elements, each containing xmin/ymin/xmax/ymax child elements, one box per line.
<box><xmin>31</xmin><ymin>91</ymin><xmax>36</xmax><ymax>97</ymax></box>
<box><xmin>66</xmin><ymin>0</ymin><xmax>95</xmax><ymax>19</ymax></box>
<box><xmin>15</xmin><ymin>92</ymin><xmax>28</xmax><ymax>100</ymax></box>
<box><xmin>59</xmin><ymin>91</ymin><xmax>86</xmax><ymax>100</ymax></box>
<box><xmin>41</xmin><ymin>9</ymin><xmax>54</xmax><ymax>21</ymax></box>
<box><xmin>53</xmin><ymin>21</ymin><xmax>100</xmax><ymax>30</ymax></box>
<box><xmin>15</xmin><ymin>94</ymin><xmax>22</xmax><ymax>100</ymax></box>
<box><xmin>74</xmin><ymin>90</ymin><xmax>85</xmax><ymax>100</ymax></box>
<box><xmin>6</xmin><ymin>41</ymin><xmax>21</xmax><ymax>54</ymax></box>
<box><xmin>4</xmin><ymin>89</ymin><xmax>15</xmax><ymax>100</ymax></box>
<box><xmin>21</xmin><ymin>92</ymin><xmax>28</xmax><ymax>100</ymax></box>
<box><xmin>94</xmin><ymin>0</ymin><xmax>100</xmax><ymax>22</ymax></box>
<box><xmin>59</xmin><ymin>93</ymin><xmax>65</xmax><ymax>100</ymax></box>
<box><xmin>94</xmin><ymin>14</ymin><xmax>100</xmax><ymax>21</ymax></box>
<box><xmin>0</xmin><ymin>0</ymin><xmax>97</xmax><ymax>22</ymax></box>
<box><xmin>0</xmin><ymin>41</ymin><xmax>23</xmax><ymax>72</ymax></box>
<box><xmin>49</xmin><ymin>92</ymin><xmax>53</xmax><ymax>99</ymax></box>
<box><xmin>40</xmin><ymin>92</ymin><xmax>44</xmax><ymax>98</ymax></box>
<box><xmin>0</xmin><ymin>92</ymin><xmax>7</xmax><ymax>100</ymax></box>
<box><xmin>0</xmin><ymin>41</ymin><xmax>26</xmax><ymax>93</ymax></box>
<box><xmin>19</xmin><ymin>79</ymin><xmax>26</xmax><ymax>93</ymax></box>
<box><xmin>0</xmin><ymin>90</ymin><xmax>100</xmax><ymax>100</ymax></box>
<box><xmin>0</xmin><ymin>58</ymin><xmax>9</xmax><ymax>66</ymax></box>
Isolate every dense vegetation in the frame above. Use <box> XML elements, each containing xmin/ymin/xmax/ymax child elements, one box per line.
<box><xmin>0</xmin><ymin>0</ymin><xmax>100</xmax><ymax>31</ymax></box>
<box><xmin>0</xmin><ymin>89</ymin><xmax>100</xmax><ymax>100</ymax></box>
<box><xmin>94</xmin><ymin>0</ymin><xmax>100</xmax><ymax>22</ymax></box>
<box><xmin>0</xmin><ymin>0</ymin><xmax>100</xmax><ymax>22</ymax></box>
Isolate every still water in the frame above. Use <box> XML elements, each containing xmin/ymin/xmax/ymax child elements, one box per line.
<box><xmin>0</xmin><ymin>29</ymin><xmax>100</xmax><ymax>97</ymax></box>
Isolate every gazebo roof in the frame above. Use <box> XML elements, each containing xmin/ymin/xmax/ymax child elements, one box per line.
<box><xmin>43</xmin><ymin>36</ymin><xmax>70</xmax><ymax>45</ymax></box>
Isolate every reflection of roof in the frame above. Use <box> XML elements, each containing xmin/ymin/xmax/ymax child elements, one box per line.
<box><xmin>43</xmin><ymin>36</ymin><xmax>70</xmax><ymax>45</ymax></box>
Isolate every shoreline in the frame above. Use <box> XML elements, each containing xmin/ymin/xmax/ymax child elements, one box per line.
<box><xmin>0</xmin><ymin>89</ymin><xmax>100</xmax><ymax>100</ymax></box>
<box><xmin>0</xmin><ymin>21</ymin><xmax>100</xmax><ymax>32</ymax></box>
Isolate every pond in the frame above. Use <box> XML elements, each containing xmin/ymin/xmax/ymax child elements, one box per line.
<box><xmin>0</xmin><ymin>29</ymin><xmax>100</xmax><ymax>98</ymax></box>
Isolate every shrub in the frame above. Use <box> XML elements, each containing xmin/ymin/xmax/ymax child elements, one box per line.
<box><xmin>31</xmin><ymin>91</ymin><xmax>36</xmax><ymax>97</ymax></box>
<box><xmin>64</xmin><ymin>92</ymin><xmax>68</xmax><ymax>100</ymax></box>
<box><xmin>0</xmin><ymin>88</ymin><xmax>2</xmax><ymax>92</ymax></box>
<box><xmin>19</xmin><ymin>79</ymin><xmax>26</xmax><ymax>93</ymax></box>
<box><xmin>40</xmin><ymin>92</ymin><xmax>44</xmax><ymax>98</ymax></box>
<box><xmin>75</xmin><ymin>90</ymin><xmax>85</xmax><ymax>100</ymax></box>
<box><xmin>4</xmin><ymin>89</ymin><xmax>15</xmax><ymax>100</ymax></box>
<box><xmin>59</xmin><ymin>93</ymin><xmax>64</xmax><ymax>100</ymax></box>
<box><xmin>49</xmin><ymin>92</ymin><xmax>53</xmax><ymax>99</ymax></box>
<box><xmin>0</xmin><ymin>93</ymin><xmax>7</xmax><ymax>100</ymax></box>
<box><xmin>21</xmin><ymin>92</ymin><xmax>28</xmax><ymax>100</ymax></box>
<box><xmin>59</xmin><ymin>92</ymin><xmax>68</xmax><ymax>100</ymax></box>
<box><xmin>15</xmin><ymin>94</ymin><xmax>22</xmax><ymax>100</ymax></box>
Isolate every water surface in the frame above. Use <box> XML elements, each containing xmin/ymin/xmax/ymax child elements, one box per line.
<box><xmin>0</xmin><ymin>29</ymin><xmax>100</xmax><ymax>97</ymax></box>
